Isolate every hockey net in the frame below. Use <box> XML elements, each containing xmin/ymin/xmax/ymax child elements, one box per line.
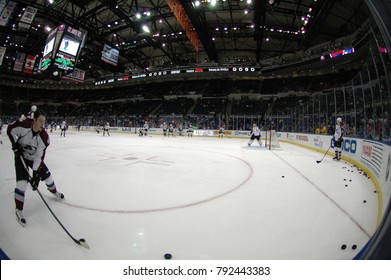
<box><xmin>264</xmin><ymin>130</ymin><xmax>281</xmax><ymax>150</ymax></box>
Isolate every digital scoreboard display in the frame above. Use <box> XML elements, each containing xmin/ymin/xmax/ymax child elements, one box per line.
<box><xmin>40</xmin><ymin>29</ymin><xmax>57</xmax><ymax>71</ymax></box>
<box><xmin>54</xmin><ymin>27</ymin><xmax>84</xmax><ymax>71</ymax></box>
<box><xmin>40</xmin><ymin>24</ymin><xmax>86</xmax><ymax>74</ymax></box>
<box><xmin>43</xmin><ymin>37</ymin><xmax>55</xmax><ymax>57</ymax></box>
<box><xmin>58</xmin><ymin>35</ymin><xmax>80</xmax><ymax>56</ymax></box>
<box><xmin>54</xmin><ymin>52</ymin><xmax>76</xmax><ymax>70</ymax></box>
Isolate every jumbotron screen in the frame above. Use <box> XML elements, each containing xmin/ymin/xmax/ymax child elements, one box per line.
<box><xmin>43</xmin><ymin>37</ymin><xmax>55</xmax><ymax>57</ymax></box>
<box><xmin>58</xmin><ymin>35</ymin><xmax>80</xmax><ymax>56</ymax></box>
<box><xmin>40</xmin><ymin>24</ymin><xmax>86</xmax><ymax>74</ymax></box>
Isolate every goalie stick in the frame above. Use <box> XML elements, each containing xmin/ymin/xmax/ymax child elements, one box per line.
<box><xmin>19</xmin><ymin>156</ymin><xmax>90</xmax><ymax>249</ymax></box>
<box><xmin>316</xmin><ymin>146</ymin><xmax>332</xmax><ymax>164</ymax></box>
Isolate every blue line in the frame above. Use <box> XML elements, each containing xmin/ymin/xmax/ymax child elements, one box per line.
<box><xmin>0</xmin><ymin>248</ymin><xmax>10</xmax><ymax>260</ymax></box>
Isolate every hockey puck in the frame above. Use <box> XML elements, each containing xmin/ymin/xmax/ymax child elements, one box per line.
<box><xmin>282</xmin><ymin>176</ymin><xmax>285</xmax><ymax>178</ymax></box>
<box><xmin>352</xmin><ymin>245</ymin><xmax>357</xmax><ymax>250</ymax></box>
<box><xmin>341</xmin><ymin>244</ymin><xmax>347</xmax><ymax>250</ymax></box>
<box><xmin>164</xmin><ymin>253</ymin><xmax>172</xmax><ymax>259</ymax></box>
<box><xmin>79</xmin><ymin>238</ymin><xmax>85</xmax><ymax>242</ymax></box>
<box><xmin>363</xmin><ymin>200</ymin><xmax>366</xmax><ymax>203</ymax></box>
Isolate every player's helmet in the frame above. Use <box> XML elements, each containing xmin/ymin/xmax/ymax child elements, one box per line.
<box><xmin>31</xmin><ymin>105</ymin><xmax>37</xmax><ymax>112</ymax></box>
<box><xmin>336</xmin><ymin>117</ymin><xmax>342</xmax><ymax>123</ymax></box>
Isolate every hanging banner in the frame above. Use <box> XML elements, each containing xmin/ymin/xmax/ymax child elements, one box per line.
<box><xmin>101</xmin><ymin>44</ymin><xmax>119</xmax><ymax>66</ymax></box>
<box><xmin>23</xmin><ymin>54</ymin><xmax>36</xmax><ymax>74</ymax></box>
<box><xmin>0</xmin><ymin>0</ymin><xmax>8</xmax><ymax>15</ymax></box>
<box><xmin>0</xmin><ymin>1</ymin><xmax>16</xmax><ymax>27</ymax></box>
<box><xmin>19</xmin><ymin>6</ymin><xmax>38</xmax><ymax>29</ymax></box>
<box><xmin>0</xmin><ymin>46</ymin><xmax>6</xmax><ymax>66</ymax></box>
<box><xmin>63</xmin><ymin>68</ymin><xmax>85</xmax><ymax>82</ymax></box>
<box><xmin>165</xmin><ymin>0</ymin><xmax>199</xmax><ymax>52</ymax></box>
<box><xmin>13</xmin><ymin>52</ymin><xmax>26</xmax><ymax>72</ymax></box>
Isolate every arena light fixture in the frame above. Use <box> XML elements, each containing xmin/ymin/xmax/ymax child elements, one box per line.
<box><xmin>142</xmin><ymin>25</ymin><xmax>150</xmax><ymax>33</ymax></box>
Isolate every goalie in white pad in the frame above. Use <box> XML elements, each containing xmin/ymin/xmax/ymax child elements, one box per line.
<box><xmin>248</xmin><ymin>123</ymin><xmax>262</xmax><ymax>146</ymax></box>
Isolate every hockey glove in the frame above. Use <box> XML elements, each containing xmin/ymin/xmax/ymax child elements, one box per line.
<box><xmin>12</xmin><ymin>143</ymin><xmax>23</xmax><ymax>157</ymax></box>
<box><xmin>30</xmin><ymin>171</ymin><xmax>40</xmax><ymax>191</ymax></box>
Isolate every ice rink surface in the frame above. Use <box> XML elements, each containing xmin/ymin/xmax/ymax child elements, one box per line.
<box><xmin>0</xmin><ymin>130</ymin><xmax>379</xmax><ymax>260</ymax></box>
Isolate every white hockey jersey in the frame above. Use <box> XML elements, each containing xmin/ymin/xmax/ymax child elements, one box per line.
<box><xmin>7</xmin><ymin>118</ymin><xmax>50</xmax><ymax>171</ymax></box>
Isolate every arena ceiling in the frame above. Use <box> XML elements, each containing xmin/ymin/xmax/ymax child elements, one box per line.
<box><xmin>0</xmin><ymin>0</ymin><xmax>370</xmax><ymax>80</ymax></box>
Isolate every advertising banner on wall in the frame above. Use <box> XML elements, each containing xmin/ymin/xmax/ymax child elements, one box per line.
<box><xmin>278</xmin><ymin>132</ymin><xmax>391</xmax><ymax>212</ymax></box>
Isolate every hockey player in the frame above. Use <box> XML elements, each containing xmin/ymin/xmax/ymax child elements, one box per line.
<box><xmin>187</xmin><ymin>124</ymin><xmax>194</xmax><ymax>137</ymax></box>
<box><xmin>7</xmin><ymin>110</ymin><xmax>64</xmax><ymax>226</ymax></box>
<box><xmin>103</xmin><ymin>122</ymin><xmax>110</xmax><ymax>136</ymax></box>
<box><xmin>218</xmin><ymin>125</ymin><xmax>225</xmax><ymax>138</ymax></box>
<box><xmin>143</xmin><ymin>121</ymin><xmax>149</xmax><ymax>136</ymax></box>
<box><xmin>178</xmin><ymin>124</ymin><xmax>184</xmax><ymax>136</ymax></box>
<box><xmin>50</xmin><ymin>121</ymin><xmax>56</xmax><ymax>133</ymax></box>
<box><xmin>248</xmin><ymin>123</ymin><xmax>262</xmax><ymax>146</ymax></box>
<box><xmin>60</xmin><ymin>119</ymin><xmax>67</xmax><ymax>137</ymax></box>
<box><xmin>19</xmin><ymin>105</ymin><xmax>37</xmax><ymax>122</ymax></box>
<box><xmin>162</xmin><ymin>122</ymin><xmax>168</xmax><ymax>136</ymax></box>
<box><xmin>27</xmin><ymin>105</ymin><xmax>37</xmax><ymax>119</ymax></box>
<box><xmin>168</xmin><ymin>123</ymin><xmax>175</xmax><ymax>137</ymax></box>
<box><xmin>333</xmin><ymin>117</ymin><xmax>344</xmax><ymax>160</ymax></box>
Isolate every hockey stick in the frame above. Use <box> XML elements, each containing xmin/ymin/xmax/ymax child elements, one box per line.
<box><xmin>316</xmin><ymin>146</ymin><xmax>332</xmax><ymax>164</ymax></box>
<box><xmin>19</xmin><ymin>156</ymin><xmax>90</xmax><ymax>249</ymax></box>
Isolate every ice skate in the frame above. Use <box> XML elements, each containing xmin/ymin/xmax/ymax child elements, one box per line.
<box><xmin>53</xmin><ymin>191</ymin><xmax>64</xmax><ymax>199</ymax></box>
<box><xmin>15</xmin><ymin>209</ymin><xmax>26</xmax><ymax>226</ymax></box>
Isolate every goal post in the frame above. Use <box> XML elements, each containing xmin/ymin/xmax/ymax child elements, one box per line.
<box><xmin>264</xmin><ymin>130</ymin><xmax>281</xmax><ymax>150</ymax></box>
